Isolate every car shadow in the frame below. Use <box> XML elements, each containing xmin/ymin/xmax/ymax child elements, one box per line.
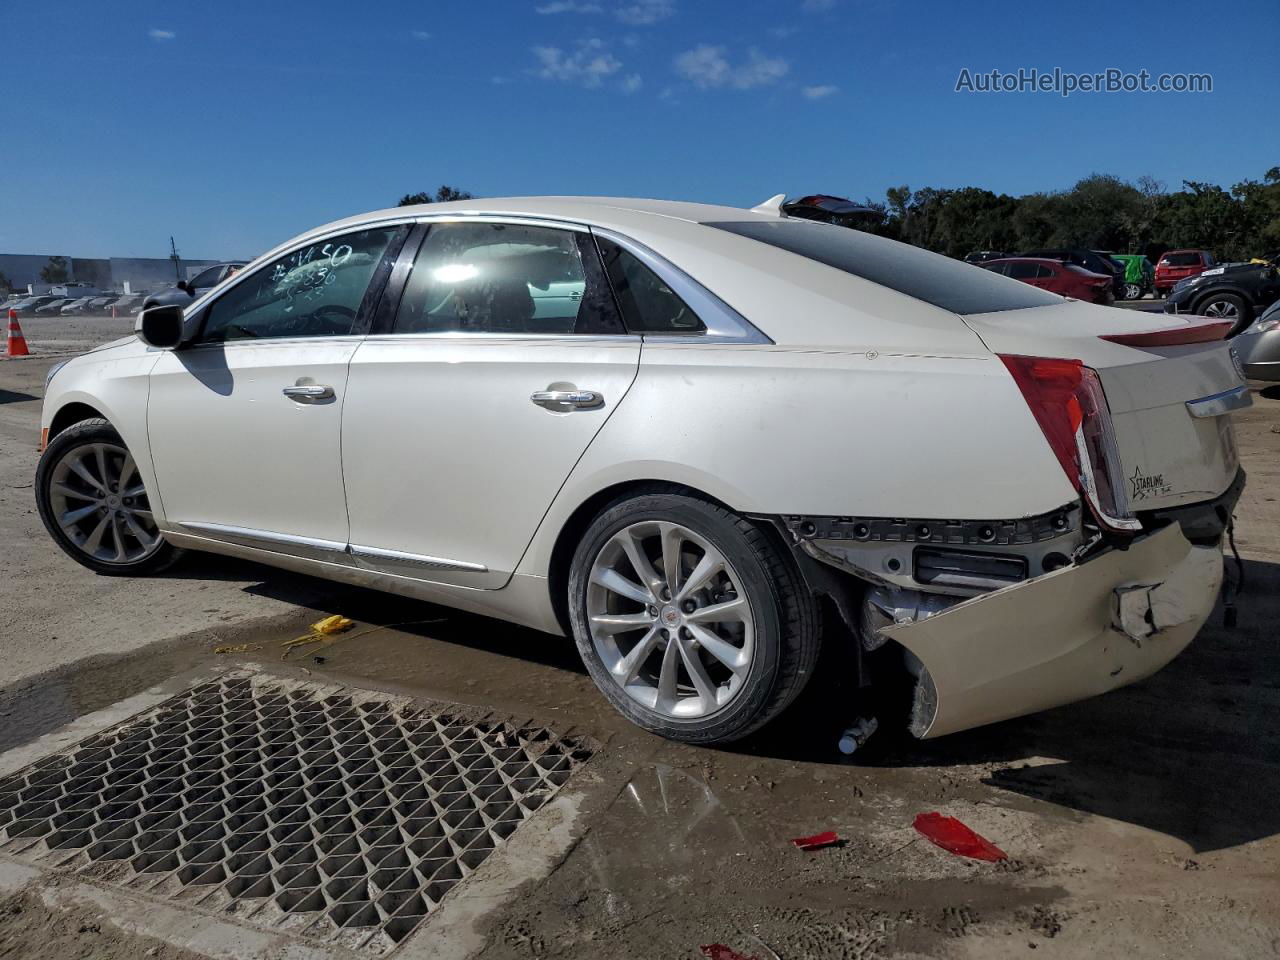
<box><xmin>158</xmin><ymin>552</ymin><xmax>587</xmax><ymax>675</ymax></box>
<box><xmin>149</xmin><ymin>550</ymin><xmax>1280</xmax><ymax>853</ymax></box>
<box><xmin>734</xmin><ymin>556</ymin><xmax>1280</xmax><ymax>854</ymax></box>
<box><xmin>1259</xmin><ymin>384</ymin><xmax>1280</xmax><ymax>401</ymax></box>
<box><xmin>0</xmin><ymin>389</ymin><xmax>38</xmax><ymax>405</ymax></box>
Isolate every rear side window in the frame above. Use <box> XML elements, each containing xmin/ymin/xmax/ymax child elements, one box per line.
<box><xmin>705</xmin><ymin>220</ymin><xmax>1062</xmax><ymax>315</ymax></box>
<box><xmin>394</xmin><ymin>223</ymin><xmax>625</xmax><ymax>335</ymax></box>
<box><xmin>594</xmin><ymin>236</ymin><xmax>706</xmax><ymax>334</ymax></box>
<box><xmin>1006</xmin><ymin>261</ymin><xmax>1040</xmax><ymax>280</ymax></box>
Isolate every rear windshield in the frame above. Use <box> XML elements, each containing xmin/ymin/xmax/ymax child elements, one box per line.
<box><xmin>704</xmin><ymin>219</ymin><xmax>1062</xmax><ymax>314</ymax></box>
<box><xmin>1162</xmin><ymin>252</ymin><xmax>1203</xmax><ymax>266</ymax></box>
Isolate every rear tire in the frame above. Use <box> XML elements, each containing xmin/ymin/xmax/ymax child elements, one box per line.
<box><xmin>1123</xmin><ymin>282</ymin><xmax>1142</xmax><ymax>301</ymax></box>
<box><xmin>568</xmin><ymin>491</ymin><xmax>820</xmax><ymax>744</ymax></box>
<box><xmin>35</xmin><ymin>419</ymin><xmax>180</xmax><ymax>576</ymax></box>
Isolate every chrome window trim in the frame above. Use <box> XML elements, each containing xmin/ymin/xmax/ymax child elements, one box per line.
<box><xmin>411</xmin><ymin>213</ymin><xmax>590</xmax><ymax>233</ymax></box>
<box><xmin>349</xmin><ymin>544</ymin><xmax>488</xmax><ymax>573</ymax></box>
<box><xmin>359</xmin><ymin>332</ymin><xmax>640</xmax><ymax>343</ymax></box>
<box><xmin>591</xmin><ymin>227</ymin><xmax>772</xmax><ymax>345</ymax></box>
<box><xmin>175</xmin><ymin>334</ymin><xmax>369</xmax><ymax>354</ymax></box>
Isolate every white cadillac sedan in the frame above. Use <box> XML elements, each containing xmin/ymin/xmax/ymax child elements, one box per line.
<box><xmin>35</xmin><ymin>197</ymin><xmax>1249</xmax><ymax>745</ymax></box>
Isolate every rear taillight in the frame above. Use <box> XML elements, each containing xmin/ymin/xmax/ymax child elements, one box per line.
<box><xmin>999</xmin><ymin>355</ymin><xmax>1141</xmax><ymax>533</ymax></box>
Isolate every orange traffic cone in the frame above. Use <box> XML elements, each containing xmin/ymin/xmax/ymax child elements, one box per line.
<box><xmin>7</xmin><ymin>309</ymin><xmax>29</xmax><ymax>357</ymax></box>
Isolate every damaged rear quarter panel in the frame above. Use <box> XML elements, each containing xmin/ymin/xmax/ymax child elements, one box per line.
<box><xmin>880</xmin><ymin>524</ymin><xmax>1222</xmax><ymax>738</ymax></box>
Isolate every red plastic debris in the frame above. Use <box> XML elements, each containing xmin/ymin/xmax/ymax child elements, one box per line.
<box><xmin>700</xmin><ymin>945</ymin><xmax>758</xmax><ymax>960</ymax></box>
<box><xmin>913</xmin><ymin>812</ymin><xmax>1007</xmax><ymax>862</ymax></box>
<box><xmin>790</xmin><ymin>830</ymin><xmax>840</xmax><ymax>851</ymax></box>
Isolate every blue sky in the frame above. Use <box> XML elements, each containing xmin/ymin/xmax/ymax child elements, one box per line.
<box><xmin>5</xmin><ymin>0</ymin><xmax>1278</xmax><ymax>259</ymax></box>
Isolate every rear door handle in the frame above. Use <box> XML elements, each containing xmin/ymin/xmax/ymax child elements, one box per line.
<box><xmin>283</xmin><ymin>384</ymin><xmax>334</xmax><ymax>402</ymax></box>
<box><xmin>530</xmin><ymin>389</ymin><xmax>603</xmax><ymax>409</ymax></box>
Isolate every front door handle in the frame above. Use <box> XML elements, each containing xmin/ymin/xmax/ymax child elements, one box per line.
<box><xmin>530</xmin><ymin>389</ymin><xmax>603</xmax><ymax>410</ymax></box>
<box><xmin>283</xmin><ymin>384</ymin><xmax>335</xmax><ymax>402</ymax></box>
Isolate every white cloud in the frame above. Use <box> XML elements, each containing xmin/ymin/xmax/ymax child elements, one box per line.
<box><xmin>770</xmin><ymin>25</ymin><xmax>801</xmax><ymax>38</ymax></box>
<box><xmin>616</xmin><ymin>0</ymin><xmax>674</xmax><ymax>24</ymax></box>
<box><xmin>802</xmin><ymin>84</ymin><xmax>839</xmax><ymax>98</ymax></box>
<box><xmin>411</xmin><ymin>30</ymin><xmax>432</xmax><ymax>40</ymax></box>
<box><xmin>148</xmin><ymin>28</ymin><xmax>175</xmax><ymax>41</ymax></box>
<box><xmin>674</xmin><ymin>45</ymin><xmax>789</xmax><ymax>90</ymax></box>
<box><xmin>531</xmin><ymin>39</ymin><xmax>623</xmax><ymax>87</ymax></box>
<box><xmin>622</xmin><ymin>73</ymin><xmax>643</xmax><ymax>93</ymax></box>
<box><xmin>535</xmin><ymin>1</ymin><xmax>602</xmax><ymax>12</ymax></box>
<box><xmin>802</xmin><ymin>0</ymin><xmax>836</xmax><ymax>10</ymax></box>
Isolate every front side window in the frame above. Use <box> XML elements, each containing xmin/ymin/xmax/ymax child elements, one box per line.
<box><xmin>394</xmin><ymin>222</ymin><xmax>624</xmax><ymax>335</ymax></box>
<box><xmin>200</xmin><ymin>227</ymin><xmax>398</xmax><ymax>342</ymax></box>
<box><xmin>594</xmin><ymin>236</ymin><xmax>705</xmax><ymax>334</ymax></box>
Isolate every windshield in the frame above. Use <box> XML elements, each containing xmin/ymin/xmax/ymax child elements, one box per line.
<box><xmin>704</xmin><ymin>219</ymin><xmax>1063</xmax><ymax>314</ymax></box>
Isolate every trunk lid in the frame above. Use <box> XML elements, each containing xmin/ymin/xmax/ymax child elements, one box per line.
<box><xmin>961</xmin><ymin>300</ymin><xmax>1245</xmax><ymax>511</ymax></box>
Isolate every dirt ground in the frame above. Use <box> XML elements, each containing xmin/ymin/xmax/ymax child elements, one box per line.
<box><xmin>1</xmin><ymin>318</ymin><xmax>1278</xmax><ymax>959</ymax></box>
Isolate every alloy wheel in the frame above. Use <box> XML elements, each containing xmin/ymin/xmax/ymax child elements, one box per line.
<box><xmin>48</xmin><ymin>442</ymin><xmax>163</xmax><ymax>564</ymax></box>
<box><xmin>1202</xmin><ymin>299</ymin><xmax>1240</xmax><ymax>319</ymax></box>
<box><xmin>1123</xmin><ymin>283</ymin><xmax>1142</xmax><ymax>300</ymax></box>
<box><xmin>585</xmin><ymin>521</ymin><xmax>754</xmax><ymax>719</ymax></box>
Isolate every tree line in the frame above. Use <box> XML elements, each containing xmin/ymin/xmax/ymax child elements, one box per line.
<box><xmin>396</xmin><ymin>169</ymin><xmax>1280</xmax><ymax>265</ymax></box>
<box><xmin>861</xmin><ymin>167</ymin><xmax>1280</xmax><ymax>262</ymax></box>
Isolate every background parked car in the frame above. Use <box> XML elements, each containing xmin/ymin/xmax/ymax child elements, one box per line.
<box><xmin>1232</xmin><ymin>299</ymin><xmax>1280</xmax><ymax>380</ymax></box>
<box><xmin>1165</xmin><ymin>252</ymin><xmax>1280</xmax><ymax>334</ymax></box>
<box><xmin>963</xmin><ymin>250</ymin><xmax>1009</xmax><ymax>263</ymax></box>
<box><xmin>87</xmin><ymin>296</ymin><xmax>120</xmax><ymax>314</ymax></box>
<box><xmin>35</xmin><ymin>298</ymin><xmax>75</xmax><ymax>315</ymax></box>
<box><xmin>59</xmin><ymin>297</ymin><xmax>96</xmax><ymax>315</ymax></box>
<box><xmin>981</xmin><ymin>257</ymin><xmax>1114</xmax><ymax>303</ymax></box>
<box><xmin>1155</xmin><ymin>249</ymin><xmax>1215</xmax><ymax>297</ymax></box>
<box><xmin>1020</xmin><ymin>248</ymin><xmax>1126</xmax><ymax>298</ymax></box>
<box><xmin>12</xmin><ymin>296</ymin><xmax>63</xmax><ymax>314</ymax></box>
<box><xmin>110</xmin><ymin>295</ymin><xmax>142</xmax><ymax>315</ymax></box>
<box><xmin>1103</xmin><ymin>252</ymin><xmax>1155</xmax><ymax>300</ymax></box>
<box><xmin>142</xmin><ymin>262</ymin><xmax>248</xmax><ymax>310</ymax></box>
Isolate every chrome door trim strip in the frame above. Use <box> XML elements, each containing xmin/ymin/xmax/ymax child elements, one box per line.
<box><xmin>1185</xmin><ymin>383</ymin><xmax>1253</xmax><ymax>418</ymax></box>
<box><xmin>349</xmin><ymin>544</ymin><xmax>489</xmax><ymax>573</ymax></box>
<box><xmin>176</xmin><ymin>521</ymin><xmax>351</xmax><ymax>559</ymax></box>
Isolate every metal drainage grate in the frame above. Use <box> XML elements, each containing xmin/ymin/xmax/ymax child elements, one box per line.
<box><xmin>0</xmin><ymin>674</ymin><xmax>593</xmax><ymax>954</ymax></box>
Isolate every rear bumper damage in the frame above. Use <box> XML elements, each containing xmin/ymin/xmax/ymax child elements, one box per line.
<box><xmin>880</xmin><ymin>523</ymin><xmax>1222</xmax><ymax>738</ymax></box>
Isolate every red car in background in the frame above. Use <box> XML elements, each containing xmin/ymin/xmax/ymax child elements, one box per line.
<box><xmin>1154</xmin><ymin>249</ymin><xmax>1215</xmax><ymax>298</ymax></box>
<box><xmin>980</xmin><ymin>257</ymin><xmax>1114</xmax><ymax>304</ymax></box>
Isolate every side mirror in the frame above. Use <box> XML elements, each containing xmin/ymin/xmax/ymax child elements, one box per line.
<box><xmin>176</xmin><ymin>280</ymin><xmax>192</xmax><ymax>295</ymax></box>
<box><xmin>136</xmin><ymin>304</ymin><xmax>187</xmax><ymax>349</ymax></box>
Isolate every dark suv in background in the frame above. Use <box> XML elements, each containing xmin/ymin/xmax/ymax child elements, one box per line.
<box><xmin>1165</xmin><ymin>253</ymin><xmax>1280</xmax><ymax>335</ymax></box>
<box><xmin>1020</xmin><ymin>248</ymin><xmax>1126</xmax><ymax>299</ymax></box>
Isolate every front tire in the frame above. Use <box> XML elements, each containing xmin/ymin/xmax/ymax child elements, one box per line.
<box><xmin>35</xmin><ymin>418</ymin><xmax>179</xmax><ymax>576</ymax></box>
<box><xmin>1123</xmin><ymin>282</ymin><xmax>1142</xmax><ymax>301</ymax></box>
<box><xmin>568</xmin><ymin>491</ymin><xmax>820</xmax><ymax>744</ymax></box>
